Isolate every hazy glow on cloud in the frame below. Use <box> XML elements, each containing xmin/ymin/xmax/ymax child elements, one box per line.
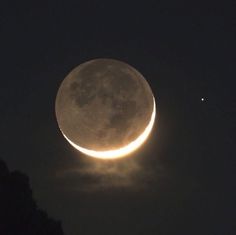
<box><xmin>62</xmin><ymin>98</ymin><xmax>156</xmax><ymax>159</ymax></box>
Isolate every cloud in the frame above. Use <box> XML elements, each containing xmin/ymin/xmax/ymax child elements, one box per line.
<box><xmin>56</xmin><ymin>156</ymin><xmax>159</xmax><ymax>192</ymax></box>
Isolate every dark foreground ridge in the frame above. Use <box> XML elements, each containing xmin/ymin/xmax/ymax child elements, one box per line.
<box><xmin>0</xmin><ymin>159</ymin><xmax>64</xmax><ymax>235</ymax></box>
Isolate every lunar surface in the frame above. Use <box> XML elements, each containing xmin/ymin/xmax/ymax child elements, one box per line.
<box><xmin>55</xmin><ymin>59</ymin><xmax>155</xmax><ymax>159</ymax></box>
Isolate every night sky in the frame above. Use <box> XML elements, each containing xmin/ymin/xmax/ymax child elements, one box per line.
<box><xmin>1</xmin><ymin>1</ymin><xmax>235</xmax><ymax>235</ymax></box>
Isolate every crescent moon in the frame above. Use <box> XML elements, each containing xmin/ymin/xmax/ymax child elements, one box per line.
<box><xmin>61</xmin><ymin>98</ymin><xmax>155</xmax><ymax>159</ymax></box>
<box><xmin>55</xmin><ymin>59</ymin><xmax>156</xmax><ymax>160</ymax></box>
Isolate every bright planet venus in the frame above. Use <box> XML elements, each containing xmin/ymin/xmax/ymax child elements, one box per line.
<box><xmin>55</xmin><ymin>59</ymin><xmax>156</xmax><ymax>159</ymax></box>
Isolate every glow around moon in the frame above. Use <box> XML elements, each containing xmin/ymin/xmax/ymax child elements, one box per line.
<box><xmin>61</xmin><ymin>98</ymin><xmax>156</xmax><ymax>159</ymax></box>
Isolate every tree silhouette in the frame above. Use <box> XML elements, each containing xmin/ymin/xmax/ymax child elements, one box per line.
<box><xmin>0</xmin><ymin>159</ymin><xmax>64</xmax><ymax>235</ymax></box>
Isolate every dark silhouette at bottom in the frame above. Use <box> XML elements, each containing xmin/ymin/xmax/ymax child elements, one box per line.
<box><xmin>0</xmin><ymin>159</ymin><xmax>64</xmax><ymax>235</ymax></box>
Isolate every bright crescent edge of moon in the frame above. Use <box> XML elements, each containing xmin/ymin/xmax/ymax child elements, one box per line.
<box><xmin>61</xmin><ymin>97</ymin><xmax>156</xmax><ymax>160</ymax></box>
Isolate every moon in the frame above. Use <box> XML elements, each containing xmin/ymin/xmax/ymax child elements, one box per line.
<box><xmin>55</xmin><ymin>59</ymin><xmax>156</xmax><ymax>159</ymax></box>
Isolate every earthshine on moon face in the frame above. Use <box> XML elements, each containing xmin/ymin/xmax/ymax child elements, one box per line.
<box><xmin>55</xmin><ymin>59</ymin><xmax>156</xmax><ymax>159</ymax></box>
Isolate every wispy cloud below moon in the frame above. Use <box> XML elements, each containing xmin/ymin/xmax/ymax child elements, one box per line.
<box><xmin>56</xmin><ymin>156</ymin><xmax>161</xmax><ymax>192</ymax></box>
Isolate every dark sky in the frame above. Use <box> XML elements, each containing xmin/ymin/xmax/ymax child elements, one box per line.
<box><xmin>1</xmin><ymin>1</ymin><xmax>235</xmax><ymax>235</ymax></box>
